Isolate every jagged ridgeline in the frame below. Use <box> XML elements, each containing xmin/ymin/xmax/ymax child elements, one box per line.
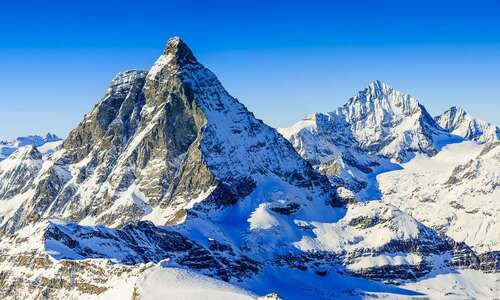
<box><xmin>1</xmin><ymin>37</ymin><xmax>338</xmax><ymax>234</ymax></box>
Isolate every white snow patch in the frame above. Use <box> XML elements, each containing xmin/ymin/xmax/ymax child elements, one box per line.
<box><xmin>348</xmin><ymin>254</ymin><xmax>422</xmax><ymax>271</ymax></box>
<box><xmin>136</xmin><ymin>266</ymin><xmax>258</xmax><ymax>300</ymax></box>
<box><xmin>248</xmin><ymin>203</ymin><xmax>279</xmax><ymax>230</ymax></box>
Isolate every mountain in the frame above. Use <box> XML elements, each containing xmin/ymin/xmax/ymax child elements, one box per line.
<box><xmin>281</xmin><ymin>80</ymin><xmax>452</xmax><ymax>163</ymax></box>
<box><xmin>279</xmin><ymin>81</ymin><xmax>456</xmax><ymax>197</ymax></box>
<box><xmin>279</xmin><ymin>80</ymin><xmax>500</xmax><ymax>296</ymax></box>
<box><xmin>0</xmin><ymin>133</ymin><xmax>62</xmax><ymax>160</ymax></box>
<box><xmin>436</xmin><ymin>106</ymin><xmax>500</xmax><ymax>143</ymax></box>
<box><xmin>0</xmin><ymin>37</ymin><xmax>347</xmax><ymax>299</ymax></box>
<box><xmin>281</xmin><ymin>82</ymin><xmax>499</xmax><ymax>252</ymax></box>
<box><xmin>0</xmin><ymin>37</ymin><xmax>337</xmax><ymax>236</ymax></box>
<box><xmin>0</xmin><ymin>40</ymin><xmax>498</xmax><ymax>299</ymax></box>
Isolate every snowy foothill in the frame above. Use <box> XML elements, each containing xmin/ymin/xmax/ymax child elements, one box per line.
<box><xmin>136</xmin><ymin>267</ymin><xmax>259</xmax><ymax>300</ymax></box>
<box><xmin>379</xmin><ymin>140</ymin><xmax>500</xmax><ymax>253</ymax></box>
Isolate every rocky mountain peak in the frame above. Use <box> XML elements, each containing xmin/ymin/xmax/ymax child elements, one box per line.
<box><xmin>146</xmin><ymin>37</ymin><xmax>199</xmax><ymax>84</ymax></box>
<box><xmin>332</xmin><ymin>81</ymin><xmax>446</xmax><ymax>161</ymax></box>
<box><xmin>346</xmin><ymin>80</ymin><xmax>421</xmax><ymax>116</ymax></box>
<box><xmin>164</xmin><ymin>36</ymin><xmax>198</xmax><ymax>65</ymax></box>
<box><xmin>281</xmin><ymin>81</ymin><xmax>455</xmax><ymax>199</ymax></box>
<box><xmin>436</xmin><ymin>106</ymin><xmax>499</xmax><ymax>143</ymax></box>
<box><xmin>44</xmin><ymin>133</ymin><xmax>60</xmax><ymax>141</ymax></box>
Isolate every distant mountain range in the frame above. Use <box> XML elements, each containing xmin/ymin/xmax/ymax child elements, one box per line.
<box><xmin>0</xmin><ymin>133</ymin><xmax>61</xmax><ymax>160</ymax></box>
<box><xmin>0</xmin><ymin>38</ymin><xmax>498</xmax><ymax>299</ymax></box>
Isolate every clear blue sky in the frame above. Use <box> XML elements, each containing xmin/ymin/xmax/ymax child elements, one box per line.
<box><xmin>1</xmin><ymin>0</ymin><xmax>499</xmax><ymax>140</ymax></box>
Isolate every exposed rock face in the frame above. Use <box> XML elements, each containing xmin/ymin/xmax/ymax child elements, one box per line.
<box><xmin>436</xmin><ymin>106</ymin><xmax>500</xmax><ymax>143</ymax></box>
<box><xmin>450</xmin><ymin>241</ymin><xmax>500</xmax><ymax>272</ymax></box>
<box><xmin>44</xmin><ymin>221</ymin><xmax>260</xmax><ymax>281</ymax></box>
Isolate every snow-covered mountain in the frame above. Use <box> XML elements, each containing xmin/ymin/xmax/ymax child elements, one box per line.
<box><xmin>0</xmin><ymin>40</ymin><xmax>498</xmax><ymax>299</ymax></box>
<box><xmin>278</xmin><ymin>81</ymin><xmax>500</xmax><ymax>297</ymax></box>
<box><xmin>0</xmin><ymin>37</ymin><xmax>343</xmax><ymax>299</ymax></box>
<box><xmin>0</xmin><ymin>37</ymin><xmax>337</xmax><ymax>237</ymax></box>
<box><xmin>436</xmin><ymin>106</ymin><xmax>500</xmax><ymax>143</ymax></box>
<box><xmin>281</xmin><ymin>81</ymin><xmax>451</xmax><ymax>162</ymax></box>
<box><xmin>0</xmin><ymin>133</ymin><xmax>62</xmax><ymax>160</ymax></box>
<box><xmin>279</xmin><ymin>81</ymin><xmax>459</xmax><ymax>197</ymax></box>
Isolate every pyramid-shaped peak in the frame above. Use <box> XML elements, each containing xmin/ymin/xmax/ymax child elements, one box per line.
<box><xmin>147</xmin><ymin>37</ymin><xmax>199</xmax><ymax>81</ymax></box>
<box><xmin>164</xmin><ymin>36</ymin><xmax>197</xmax><ymax>65</ymax></box>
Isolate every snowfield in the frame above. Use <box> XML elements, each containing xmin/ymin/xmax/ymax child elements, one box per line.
<box><xmin>136</xmin><ymin>267</ymin><xmax>258</xmax><ymax>300</ymax></box>
<box><xmin>379</xmin><ymin>141</ymin><xmax>500</xmax><ymax>253</ymax></box>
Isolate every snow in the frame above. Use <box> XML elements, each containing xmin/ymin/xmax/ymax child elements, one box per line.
<box><xmin>0</xmin><ymin>192</ymin><xmax>33</xmax><ymax>226</ymax></box>
<box><xmin>248</xmin><ymin>203</ymin><xmax>279</xmax><ymax>230</ymax></box>
<box><xmin>37</xmin><ymin>140</ymin><xmax>63</xmax><ymax>154</ymax></box>
<box><xmin>142</xmin><ymin>185</ymin><xmax>216</xmax><ymax>225</ymax></box>
<box><xmin>136</xmin><ymin>266</ymin><xmax>258</xmax><ymax>300</ymax></box>
<box><xmin>0</xmin><ymin>134</ymin><xmax>61</xmax><ymax>160</ymax></box>
<box><xmin>111</xmin><ymin>183</ymin><xmax>150</xmax><ymax>212</ymax></box>
<box><xmin>294</xmin><ymin>201</ymin><xmax>421</xmax><ymax>254</ymax></box>
<box><xmin>436</xmin><ymin>106</ymin><xmax>500</xmax><ymax>143</ymax></box>
<box><xmin>278</xmin><ymin>115</ymin><xmax>316</xmax><ymax>140</ymax></box>
<box><xmin>0</xmin><ymin>37</ymin><xmax>499</xmax><ymax>300</ymax></box>
<box><xmin>395</xmin><ymin>269</ymin><xmax>500</xmax><ymax>300</ymax></box>
<box><xmin>379</xmin><ymin>141</ymin><xmax>500</xmax><ymax>252</ymax></box>
<box><xmin>279</xmin><ymin>80</ymin><xmax>454</xmax><ymax>202</ymax></box>
<box><xmin>348</xmin><ymin>254</ymin><xmax>422</xmax><ymax>271</ymax></box>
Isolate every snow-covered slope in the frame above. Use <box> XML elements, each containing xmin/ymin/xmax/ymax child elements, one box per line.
<box><xmin>436</xmin><ymin>106</ymin><xmax>500</xmax><ymax>143</ymax></box>
<box><xmin>379</xmin><ymin>141</ymin><xmax>500</xmax><ymax>254</ymax></box>
<box><xmin>0</xmin><ymin>133</ymin><xmax>61</xmax><ymax>160</ymax></box>
<box><xmin>279</xmin><ymin>81</ymin><xmax>500</xmax><ymax>290</ymax></box>
<box><xmin>1</xmin><ymin>218</ymin><xmax>497</xmax><ymax>299</ymax></box>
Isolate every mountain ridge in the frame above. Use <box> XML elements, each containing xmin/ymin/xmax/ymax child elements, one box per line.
<box><xmin>435</xmin><ymin>105</ymin><xmax>500</xmax><ymax>143</ymax></box>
